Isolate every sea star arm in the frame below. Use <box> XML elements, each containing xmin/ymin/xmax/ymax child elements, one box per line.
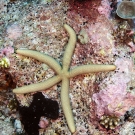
<box><xmin>13</xmin><ymin>75</ymin><xmax>61</xmax><ymax>94</ymax></box>
<box><xmin>61</xmin><ymin>77</ymin><xmax>75</xmax><ymax>133</ymax></box>
<box><xmin>69</xmin><ymin>64</ymin><xmax>116</xmax><ymax>78</ymax></box>
<box><xmin>16</xmin><ymin>49</ymin><xmax>62</xmax><ymax>74</ymax></box>
<box><xmin>62</xmin><ymin>24</ymin><xmax>76</xmax><ymax>72</ymax></box>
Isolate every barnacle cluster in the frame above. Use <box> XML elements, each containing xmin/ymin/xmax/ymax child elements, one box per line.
<box><xmin>0</xmin><ymin>57</ymin><xmax>10</xmax><ymax>68</ymax></box>
<box><xmin>100</xmin><ymin>115</ymin><xmax>120</xmax><ymax>129</ymax></box>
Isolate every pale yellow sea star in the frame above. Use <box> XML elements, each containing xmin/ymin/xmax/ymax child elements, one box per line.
<box><xmin>13</xmin><ymin>24</ymin><xmax>116</xmax><ymax>133</ymax></box>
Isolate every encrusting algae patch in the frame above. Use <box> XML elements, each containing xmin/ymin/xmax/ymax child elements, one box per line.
<box><xmin>1</xmin><ymin>0</ymin><xmax>135</xmax><ymax>134</ymax></box>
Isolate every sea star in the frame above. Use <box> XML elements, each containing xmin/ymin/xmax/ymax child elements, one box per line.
<box><xmin>13</xmin><ymin>24</ymin><xmax>116</xmax><ymax>133</ymax></box>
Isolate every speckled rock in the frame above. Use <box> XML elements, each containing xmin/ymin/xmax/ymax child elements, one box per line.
<box><xmin>119</xmin><ymin>121</ymin><xmax>135</xmax><ymax>135</ymax></box>
<box><xmin>0</xmin><ymin>119</ymin><xmax>14</xmax><ymax>135</ymax></box>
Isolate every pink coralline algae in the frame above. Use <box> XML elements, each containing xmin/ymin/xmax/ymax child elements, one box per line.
<box><xmin>127</xmin><ymin>42</ymin><xmax>135</xmax><ymax>52</ymax></box>
<box><xmin>98</xmin><ymin>0</ymin><xmax>112</xmax><ymax>18</ymax></box>
<box><xmin>92</xmin><ymin>58</ymin><xmax>135</xmax><ymax>118</ymax></box>
<box><xmin>88</xmin><ymin>20</ymin><xmax>114</xmax><ymax>54</ymax></box>
<box><xmin>0</xmin><ymin>46</ymin><xmax>14</xmax><ymax>57</ymax></box>
<box><xmin>38</xmin><ymin>117</ymin><xmax>49</xmax><ymax>129</ymax></box>
<box><xmin>114</xmin><ymin>57</ymin><xmax>134</xmax><ymax>73</ymax></box>
<box><xmin>69</xmin><ymin>0</ymin><xmax>100</xmax><ymax>20</ymax></box>
<box><xmin>6</xmin><ymin>24</ymin><xmax>22</xmax><ymax>40</ymax></box>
